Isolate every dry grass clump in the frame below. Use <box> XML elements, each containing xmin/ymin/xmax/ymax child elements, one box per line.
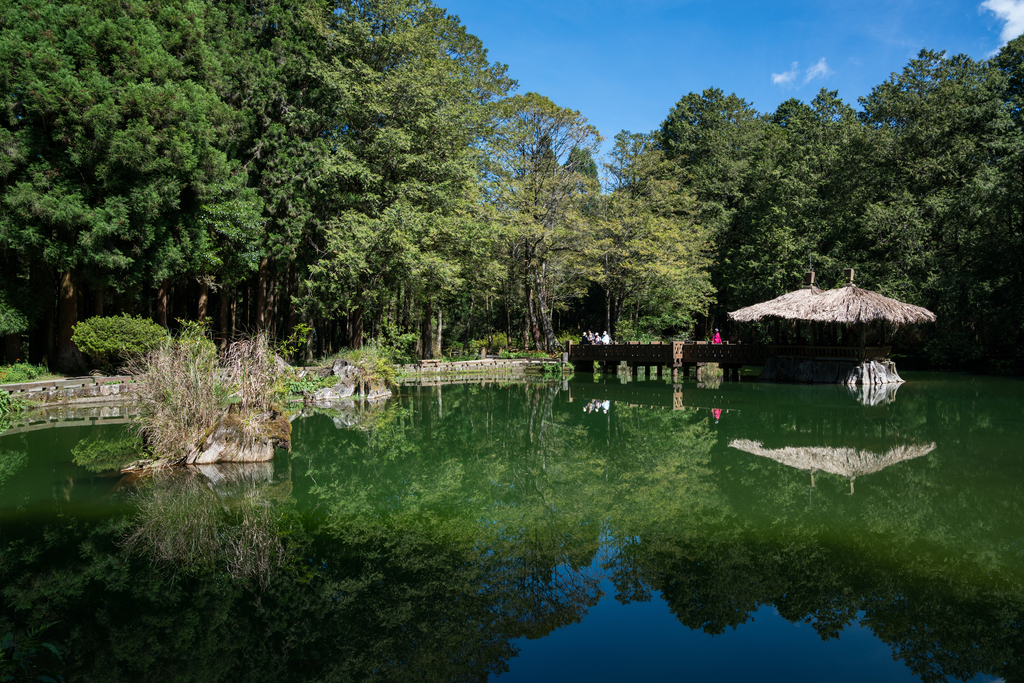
<box><xmin>126</xmin><ymin>328</ymin><xmax>285</xmax><ymax>464</ymax></box>
<box><xmin>222</xmin><ymin>333</ymin><xmax>283</xmax><ymax>414</ymax></box>
<box><xmin>125</xmin><ymin>327</ymin><xmax>225</xmax><ymax>464</ymax></box>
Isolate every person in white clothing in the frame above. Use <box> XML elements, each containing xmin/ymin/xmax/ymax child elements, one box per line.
<box><xmin>601</xmin><ymin>331</ymin><xmax>610</xmax><ymax>344</ymax></box>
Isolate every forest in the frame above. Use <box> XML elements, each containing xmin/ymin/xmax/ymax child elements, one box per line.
<box><xmin>2</xmin><ymin>0</ymin><xmax>1023</xmax><ymax>371</ymax></box>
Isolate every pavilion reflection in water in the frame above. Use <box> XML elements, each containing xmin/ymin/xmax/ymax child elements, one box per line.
<box><xmin>729</xmin><ymin>439</ymin><xmax>937</xmax><ymax>494</ymax></box>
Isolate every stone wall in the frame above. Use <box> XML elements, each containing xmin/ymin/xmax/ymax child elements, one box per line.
<box><xmin>0</xmin><ymin>376</ymin><xmax>137</xmax><ymax>403</ymax></box>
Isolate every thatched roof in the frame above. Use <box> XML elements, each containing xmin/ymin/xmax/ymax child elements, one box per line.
<box><xmin>729</xmin><ymin>439</ymin><xmax>936</xmax><ymax>478</ymax></box>
<box><xmin>728</xmin><ymin>283</ymin><xmax>936</xmax><ymax>327</ymax></box>
<box><xmin>728</xmin><ymin>285</ymin><xmax>824</xmax><ymax>323</ymax></box>
<box><xmin>809</xmin><ymin>283</ymin><xmax>936</xmax><ymax>326</ymax></box>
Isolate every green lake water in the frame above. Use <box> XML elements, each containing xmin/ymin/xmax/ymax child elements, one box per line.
<box><xmin>1</xmin><ymin>371</ymin><xmax>1022</xmax><ymax>682</ymax></box>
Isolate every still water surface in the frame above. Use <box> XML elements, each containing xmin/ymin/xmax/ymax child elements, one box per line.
<box><xmin>1</xmin><ymin>372</ymin><xmax>1021</xmax><ymax>682</ymax></box>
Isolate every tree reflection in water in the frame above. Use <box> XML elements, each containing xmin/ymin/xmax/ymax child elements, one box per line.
<box><xmin>0</xmin><ymin>377</ymin><xmax>1022</xmax><ymax>682</ymax></box>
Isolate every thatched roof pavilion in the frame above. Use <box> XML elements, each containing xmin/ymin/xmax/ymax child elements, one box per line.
<box><xmin>729</xmin><ymin>438</ymin><xmax>936</xmax><ymax>493</ymax></box>
<box><xmin>728</xmin><ymin>269</ymin><xmax>936</xmax><ymax>328</ymax></box>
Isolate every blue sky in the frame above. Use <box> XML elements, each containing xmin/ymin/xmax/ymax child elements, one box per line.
<box><xmin>438</xmin><ymin>0</ymin><xmax>1024</xmax><ymax>148</ymax></box>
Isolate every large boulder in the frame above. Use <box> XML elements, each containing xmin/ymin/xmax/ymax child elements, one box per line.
<box><xmin>306</xmin><ymin>363</ymin><xmax>392</xmax><ymax>406</ymax></box>
<box><xmin>190</xmin><ymin>409</ymin><xmax>292</xmax><ymax>464</ymax></box>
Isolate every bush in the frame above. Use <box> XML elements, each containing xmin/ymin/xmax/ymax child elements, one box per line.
<box><xmin>0</xmin><ymin>392</ymin><xmax>27</xmax><ymax>432</ymax></box>
<box><xmin>556</xmin><ymin>329</ymin><xmax>580</xmax><ymax>347</ymax></box>
<box><xmin>490</xmin><ymin>332</ymin><xmax>509</xmax><ymax>349</ymax></box>
<box><xmin>72</xmin><ymin>314</ymin><xmax>168</xmax><ymax>372</ymax></box>
<box><xmin>0</xmin><ymin>362</ymin><xmax>54</xmax><ymax>384</ymax></box>
<box><xmin>345</xmin><ymin>342</ymin><xmax>397</xmax><ymax>389</ymax></box>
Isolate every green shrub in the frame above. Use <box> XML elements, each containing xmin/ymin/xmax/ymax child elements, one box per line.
<box><xmin>346</xmin><ymin>343</ymin><xmax>397</xmax><ymax>388</ymax></box>
<box><xmin>373</xmin><ymin>319</ymin><xmax>419</xmax><ymax>364</ymax></box>
<box><xmin>0</xmin><ymin>392</ymin><xmax>27</xmax><ymax>432</ymax></box>
<box><xmin>0</xmin><ymin>362</ymin><xmax>55</xmax><ymax>384</ymax></box>
<box><xmin>72</xmin><ymin>314</ymin><xmax>168</xmax><ymax>372</ymax></box>
<box><xmin>490</xmin><ymin>332</ymin><xmax>509</xmax><ymax>349</ymax></box>
<box><xmin>556</xmin><ymin>329</ymin><xmax>580</xmax><ymax>346</ymax></box>
<box><xmin>285</xmin><ymin>374</ymin><xmax>336</xmax><ymax>395</ymax></box>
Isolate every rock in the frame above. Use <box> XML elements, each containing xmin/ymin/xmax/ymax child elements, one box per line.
<box><xmin>306</xmin><ymin>364</ymin><xmax>392</xmax><ymax>406</ymax></box>
<box><xmin>190</xmin><ymin>409</ymin><xmax>292</xmax><ymax>464</ymax></box>
<box><xmin>364</xmin><ymin>381</ymin><xmax>391</xmax><ymax>400</ymax></box>
<box><xmin>275</xmin><ymin>355</ymin><xmax>291</xmax><ymax>374</ymax></box>
<box><xmin>312</xmin><ymin>383</ymin><xmax>356</xmax><ymax>406</ymax></box>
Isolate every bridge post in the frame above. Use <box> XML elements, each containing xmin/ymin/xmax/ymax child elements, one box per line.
<box><xmin>630</xmin><ymin>364</ymin><xmax>639</xmax><ymax>379</ymax></box>
<box><xmin>671</xmin><ymin>367</ymin><xmax>679</xmax><ymax>382</ymax></box>
<box><xmin>656</xmin><ymin>364</ymin><xmax>663</xmax><ymax>379</ymax></box>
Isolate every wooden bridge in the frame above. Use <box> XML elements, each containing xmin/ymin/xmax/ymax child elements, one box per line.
<box><xmin>567</xmin><ymin>341</ymin><xmax>891</xmax><ymax>381</ymax></box>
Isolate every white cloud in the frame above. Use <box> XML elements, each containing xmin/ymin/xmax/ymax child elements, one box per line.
<box><xmin>771</xmin><ymin>58</ymin><xmax>832</xmax><ymax>88</ymax></box>
<box><xmin>772</xmin><ymin>62</ymin><xmax>799</xmax><ymax>85</ymax></box>
<box><xmin>804</xmin><ymin>57</ymin><xmax>832</xmax><ymax>83</ymax></box>
<box><xmin>981</xmin><ymin>0</ymin><xmax>1024</xmax><ymax>44</ymax></box>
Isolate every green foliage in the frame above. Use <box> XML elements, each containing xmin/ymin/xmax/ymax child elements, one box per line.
<box><xmin>71</xmin><ymin>315</ymin><xmax>168</xmax><ymax>372</ymax></box>
<box><xmin>284</xmin><ymin>375</ymin><xmax>336</xmax><ymax>396</ymax></box>
<box><xmin>373</xmin><ymin>320</ymin><xmax>419</xmax><ymax>366</ymax></box>
<box><xmin>0</xmin><ymin>391</ymin><xmax>28</xmax><ymax>433</ymax></box>
<box><xmin>490</xmin><ymin>332</ymin><xmax>509</xmax><ymax>349</ymax></box>
<box><xmin>0</xmin><ymin>289</ymin><xmax>30</xmax><ymax>338</ymax></box>
<box><xmin>498</xmin><ymin>350</ymin><xmax>550</xmax><ymax>359</ymax></box>
<box><xmin>594</xmin><ymin>131</ymin><xmax>714</xmax><ymax>339</ymax></box>
<box><xmin>556</xmin><ymin>329</ymin><xmax>580</xmax><ymax>346</ymax></box>
<box><xmin>278</xmin><ymin>323</ymin><xmax>314</xmax><ymax>364</ymax></box>
<box><xmin>0</xmin><ymin>363</ymin><xmax>55</xmax><ymax>385</ymax></box>
<box><xmin>0</xmin><ymin>623</ymin><xmax>65</xmax><ymax>683</ymax></box>
<box><xmin>344</xmin><ymin>343</ymin><xmax>398</xmax><ymax>389</ymax></box>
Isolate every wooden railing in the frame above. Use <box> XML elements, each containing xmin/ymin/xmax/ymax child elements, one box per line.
<box><xmin>568</xmin><ymin>341</ymin><xmax>892</xmax><ymax>366</ymax></box>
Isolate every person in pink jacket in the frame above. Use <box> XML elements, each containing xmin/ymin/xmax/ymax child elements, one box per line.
<box><xmin>712</xmin><ymin>328</ymin><xmax>722</xmax><ymax>344</ymax></box>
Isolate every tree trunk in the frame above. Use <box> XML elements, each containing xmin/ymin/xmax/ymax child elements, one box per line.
<box><xmin>256</xmin><ymin>257</ymin><xmax>268</xmax><ymax>330</ymax></box>
<box><xmin>266</xmin><ymin>267</ymin><xmax>277</xmax><ymax>338</ymax></box>
<box><xmin>351</xmin><ymin>281</ymin><xmax>364</xmax><ymax>350</ymax></box>
<box><xmin>28</xmin><ymin>266</ymin><xmax>54</xmax><ymax>366</ymax></box>
<box><xmin>156</xmin><ymin>280</ymin><xmax>169</xmax><ymax>328</ymax></box>
<box><xmin>57</xmin><ymin>269</ymin><xmax>83</xmax><ymax>372</ymax></box>
<box><xmin>420</xmin><ymin>300</ymin><xmax>434</xmax><ymax>359</ymax></box>
<box><xmin>93</xmin><ymin>288</ymin><xmax>104</xmax><ymax>317</ymax></box>
<box><xmin>198</xmin><ymin>282</ymin><xmax>209</xmax><ymax>320</ymax></box>
<box><xmin>532</xmin><ymin>269</ymin><xmax>560</xmax><ymax>351</ymax></box>
<box><xmin>285</xmin><ymin>266</ymin><xmax>298</xmax><ymax>339</ymax></box>
<box><xmin>604</xmin><ymin>287</ymin><xmax>612</xmax><ymax>338</ymax></box>
<box><xmin>219</xmin><ymin>286</ymin><xmax>231</xmax><ymax>351</ymax></box>
<box><xmin>433</xmin><ymin>307</ymin><xmax>442</xmax><ymax>358</ymax></box>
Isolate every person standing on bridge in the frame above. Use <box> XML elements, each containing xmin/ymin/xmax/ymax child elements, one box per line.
<box><xmin>601</xmin><ymin>331</ymin><xmax>611</xmax><ymax>345</ymax></box>
<box><xmin>712</xmin><ymin>329</ymin><xmax>722</xmax><ymax>344</ymax></box>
